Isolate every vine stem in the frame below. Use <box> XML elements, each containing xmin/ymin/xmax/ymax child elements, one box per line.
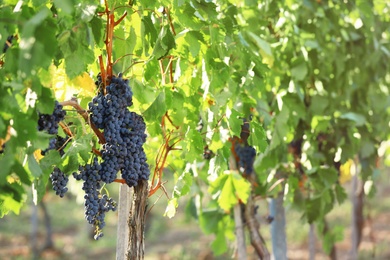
<box><xmin>60</xmin><ymin>99</ymin><xmax>106</xmax><ymax>144</ymax></box>
<box><xmin>149</xmin><ymin>112</ymin><xmax>181</xmax><ymax>197</ymax></box>
<box><xmin>229</xmin><ymin>155</ymin><xmax>247</xmax><ymax>260</ymax></box>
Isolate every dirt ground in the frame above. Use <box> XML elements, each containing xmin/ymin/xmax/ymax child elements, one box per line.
<box><xmin>1</xmin><ymin>207</ymin><xmax>390</xmax><ymax>260</ymax></box>
<box><xmin>1</xmin><ymin>174</ymin><xmax>390</xmax><ymax>260</ymax></box>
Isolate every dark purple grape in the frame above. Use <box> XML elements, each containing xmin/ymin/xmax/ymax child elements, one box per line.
<box><xmin>234</xmin><ymin>144</ymin><xmax>256</xmax><ymax>175</ymax></box>
<box><xmin>37</xmin><ymin>101</ymin><xmax>67</xmax><ymax>155</ymax></box>
<box><xmin>50</xmin><ymin>167</ymin><xmax>68</xmax><ymax>198</ymax></box>
<box><xmin>73</xmin><ymin>157</ymin><xmax>117</xmax><ymax>240</ymax></box>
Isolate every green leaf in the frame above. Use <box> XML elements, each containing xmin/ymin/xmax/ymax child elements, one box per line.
<box><xmin>217</xmin><ymin>176</ymin><xmax>237</xmax><ymax>211</ymax></box>
<box><xmin>175</xmin><ymin>3</ymin><xmax>204</xmax><ymax>30</ymax></box>
<box><xmin>173</xmin><ymin>171</ymin><xmax>193</xmax><ymax>198</ymax></box>
<box><xmin>53</xmin><ymin>0</ymin><xmax>74</xmax><ymax>15</ymax></box>
<box><xmin>90</xmin><ymin>16</ymin><xmax>103</xmax><ymax>46</ymax></box>
<box><xmin>248</xmin><ymin>121</ymin><xmax>268</xmax><ymax>153</ymax></box>
<box><xmin>247</xmin><ymin>32</ymin><xmax>272</xmax><ymax>57</ymax></box>
<box><xmin>310</xmin><ymin>96</ymin><xmax>329</xmax><ymax>115</ymax></box>
<box><xmin>19</xmin><ymin>7</ymin><xmax>52</xmax><ymax>76</ymax></box>
<box><xmin>323</xmin><ymin>225</ymin><xmax>344</xmax><ymax>254</ymax></box>
<box><xmin>39</xmin><ymin>150</ymin><xmax>61</xmax><ymax>174</ymax></box>
<box><xmin>209</xmin><ymin>173</ymin><xmax>228</xmax><ymax>195</ymax></box>
<box><xmin>184</xmin><ymin>30</ymin><xmax>204</xmax><ymax>57</ymax></box>
<box><xmin>184</xmin><ymin>129</ymin><xmax>203</xmax><ymax>161</ymax></box>
<box><xmin>339</xmin><ymin>112</ymin><xmax>366</xmax><ymax>126</ymax></box>
<box><xmin>61</xmin><ymin>154</ymin><xmax>80</xmax><ymax>175</ymax></box>
<box><xmin>0</xmin><ymin>183</ymin><xmax>25</xmax><ymax>217</ymax></box>
<box><xmin>12</xmin><ymin>162</ymin><xmax>32</xmax><ymax>185</ymax></box>
<box><xmin>191</xmin><ymin>0</ymin><xmax>218</xmax><ymax>21</ymax></box>
<box><xmin>211</xmin><ymin>228</ymin><xmax>228</xmax><ymax>255</ymax></box>
<box><xmin>231</xmin><ymin>173</ymin><xmax>251</xmax><ymax>204</ymax></box>
<box><xmin>64</xmin><ymin>134</ymin><xmax>93</xmax><ymax>163</ymax></box>
<box><xmin>199</xmin><ymin>209</ymin><xmax>223</xmax><ymax>234</ymax></box>
<box><xmin>269</xmin><ymin>106</ymin><xmax>290</xmax><ymax>150</ymax></box>
<box><xmin>65</xmin><ymin>48</ymin><xmax>94</xmax><ymax>78</ymax></box>
<box><xmin>211</xmin><ymin>172</ymin><xmax>250</xmax><ymax>211</ymax></box>
<box><xmin>226</xmin><ymin>108</ymin><xmax>243</xmax><ymax>138</ymax></box>
<box><xmin>32</xmin><ymin>176</ymin><xmax>49</xmax><ymax>205</ymax></box>
<box><xmin>291</xmin><ymin>61</ymin><xmax>308</xmax><ymax>81</ymax></box>
<box><xmin>151</xmin><ymin>25</ymin><xmax>176</xmax><ymax>60</ymax></box>
<box><xmin>144</xmin><ymin>92</ymin><xmax>166</xmax><ymax>121</ymax></box>
<box><xmin>318</xmin><ymin>168</ymin><xmax>338</xmax><ymax>188</ymax></box>
<box><xmin>334</xmin><ymin>184</ymin><xmax>347</xmax><ymax>204</ymax></box>
<box><xmin>27</xmin><ymin>154</ymin><xmax>43</xmax><ymax>178</ymax></box>
<box><xmin>305</xmin><ymin>197</ymin><xmax>322</xmax><ymax>223</ymax></box>
<box><xmin>142</xmin><ymin>16</ymin><xmax>158</xmax><ymax>47</ymax></box>
<box><xmin>0</xmin><ymin>150</ymin><xmax>15</xmax><ymax>185</ymax></box>
<box><xmin>360</xmin><ymin>139</ymin><xmax>375</xmax><ymax>158</ymax></box>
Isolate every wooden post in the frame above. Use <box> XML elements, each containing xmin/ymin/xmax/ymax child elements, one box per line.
<box><xmin>234</xmin><ymin>204</ymin><xmax>247</xmax><ymax>260</ymax></box>
<box><xmin>269</xmin><ymin>191</ymin><xmax>287</xmax><ymax>260</ymax></box>
<box><xmin>308</xmin><ymin>223</ymin><xmax>316</xmax><ymax>260</ymax></box>
<box><xmin>116</xmin><ymin>184</ymin><xmax>132</xmax><ymax>260</ymax></box>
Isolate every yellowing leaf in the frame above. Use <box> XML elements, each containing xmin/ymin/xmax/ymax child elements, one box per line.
<box><xmin>339</xmin><ymin>159</ymin><xmax>353</xmax><ymax>184</ymax></box>
<box><xmin>218</xmin><ymin>175</ymin><xmax>237</xmax><ymax>211</ymax></box>
<box><xmin>34</xmin><ymin>149</ymin><xmax>44</xmax><ymax>162</ymax></box>
<box><xmin>42</xmin><ymin>64</ymin><xmax>96</xmax><ymax>101</ymax></box>
<box><xmin>231</xmin><ymin>173</ymin><xmax>251</xmax><ymax>204</ymax></box>
<box><xmin>70</xmin><ymin>72</ymin><xmax>96</xmax><ymax>97</ymax></box>
<box><xmin>164</xmin><ymin>198</ymin><xmax>178</xmax><ymax>218</ymax></box>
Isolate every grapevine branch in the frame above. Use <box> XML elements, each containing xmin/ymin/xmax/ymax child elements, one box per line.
<box><xmin>59</xmin><ymin>121</ymin><xmax>73</xmax><ymax>137</ymax></box>
<box><xmin>157</xmin><ymin>6</ymin><xmax>176</xmax><ymax>85</ymax></box>
<box><xmin>229</xmin><ymin>118</ymin><xmax>269</xmax><ymax>259</ymax></box>
<box><xmin>229</xmin><ymin>155</ymin><xmax>247</xmax><ymax>260</ymax></box>
<box><xmin>149</xmin><ymin>112</ymin><xmax>181</xmax><ymax>197</ymax></box>
<box><xmin>99</xmin><ymin>0</ymin><xmax>127</xmax><ymax>87</ymax></box>
<box><xmin>60</xmin><ymin>99</ymin><xmax>106</xmax><ymax>144</ymax></box>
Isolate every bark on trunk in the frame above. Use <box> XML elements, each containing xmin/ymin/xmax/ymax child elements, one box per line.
<box><xmin>350</xmin><ymin>159</ymin><xmax>364</xmax><ymax>260</ymax></box>
<box><xmin>246</xmin><ymin>194</ymin><xmax>269</xmax><ymax>259</ymax></box>
<box><xmin>40</xmin><ymin>201</ymin><xmax>54</xmax><ymax>249</ymax></box>
<box><xmin>126</xmin><ymin>180</ymin><xmax>149</xmax><ymax>260</ymax></box>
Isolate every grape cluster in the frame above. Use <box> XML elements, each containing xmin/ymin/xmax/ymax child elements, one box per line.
<box><xmin>38</xmin><ymin>101</ymin><xmax>66</xmax><ymax>134</ymax></box>
<box><xmin>37</xmin><ymin>101</ymin><xmax>67</xmax><ymax>155</ymax></box>
<box><xmin>234</xmin><ymin>144</ymin><xmax>256</xmax><ymax>175</ymax></box>
<box><xmin>50</xmin><ymin>167</ymin><xmax>69</xmax><ymax>197</ymax></box>
<box><xmin>73</xmin><ymin>158</ymin><xmax>117</xmax><ymax>240</ymax></box>
<box><xmin>88</xmin><ymin>74</ymin><xmax>149</xmax><ymax>185</ymax></box>
<box><xmin>72</xmin><ymin>74</ymin><xmax>149</xmax><ymax>239</ymax></box>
